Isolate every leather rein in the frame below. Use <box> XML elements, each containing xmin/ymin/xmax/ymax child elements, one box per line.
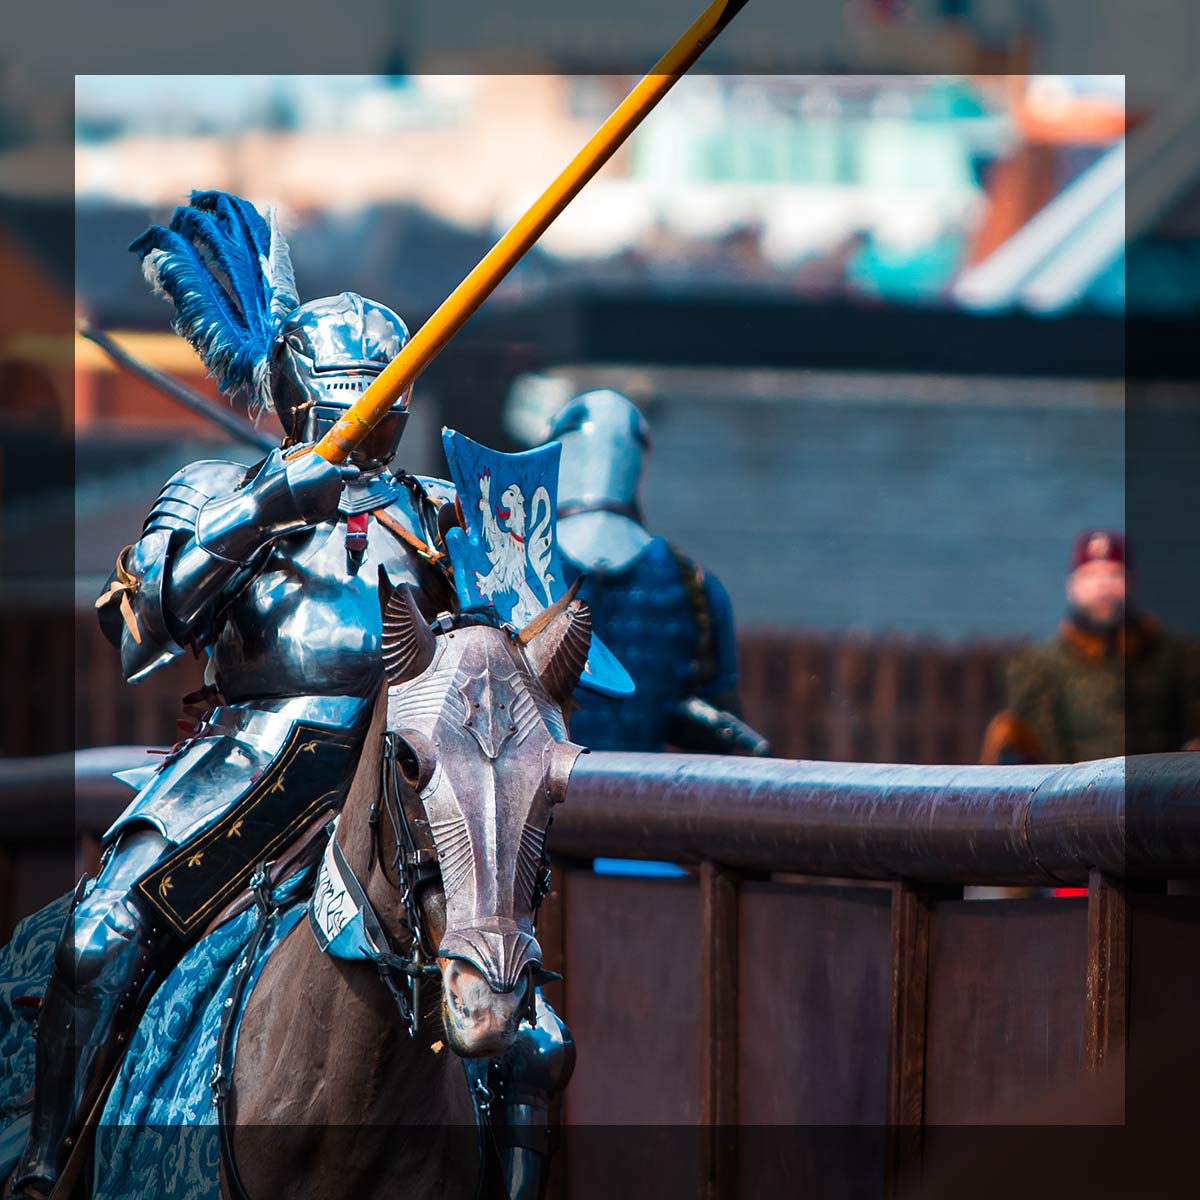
<box><xmin>367</xmin><ymin>729</ymin><xmax>444</xmax><ymax>1035</ymax></box>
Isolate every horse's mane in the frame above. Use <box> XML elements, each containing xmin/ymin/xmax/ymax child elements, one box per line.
<box><xmin>343</xmin><ymin>687</ymin><xmax>389</xmax><ymax>815</ymax></box>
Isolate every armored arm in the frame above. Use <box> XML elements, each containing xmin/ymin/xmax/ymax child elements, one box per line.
<box><xmin>668</xmin><ymin>695</ymin><xmax>771</xmax><ymax>757</ymax></box>
<box><xmin>668</xmin><ymin>561</ymin><xmax>771</xmax><ymax>756</ymax></box>
<box><xmin>97</xmin><ymin>449</ymin><xmax>345</xmax><ymax>682</ymax></box>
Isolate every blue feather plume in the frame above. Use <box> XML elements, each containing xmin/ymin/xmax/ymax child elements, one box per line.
<box><xmin>130</xmin><ymin>191</ymin><xmax>300</xmax><ymax>412</ymax></box>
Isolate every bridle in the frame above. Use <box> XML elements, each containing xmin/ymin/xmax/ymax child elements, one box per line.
<box><xmin>372</xmin><ymin>722</ymin><xmax>554</xmax><ymax>1036</ymax></box>
<box><xmin>366</xmin><ymin>729</ymin><xmax>443</xmax><ymax>1037</ymax></box>
<box><xmin>368</xmin><ymin>607</ymin><xmax>557</xmax><ymax>1026</ymax></box>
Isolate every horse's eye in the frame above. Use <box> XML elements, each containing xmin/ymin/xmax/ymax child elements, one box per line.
<box><xmin>391</xmin><ymin>731</ymin><xmax>434</xmax><ymax>791</ymax></box>
<box><xmin>395</xmin><ymin>740</ymin><xmax>421</xmax><ymax>784</ymax></box>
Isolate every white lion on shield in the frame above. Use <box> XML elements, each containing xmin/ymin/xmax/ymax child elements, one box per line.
<box><xmin>474</xmin><ymin>468</ymin><xmax>556</xmax><ymax>626</ymax></box>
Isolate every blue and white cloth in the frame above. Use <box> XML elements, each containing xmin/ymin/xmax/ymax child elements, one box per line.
<box><xmin>0</xmin><ymin>871</ymin><xmax>312</xmax><ymax>1200</ymax></box>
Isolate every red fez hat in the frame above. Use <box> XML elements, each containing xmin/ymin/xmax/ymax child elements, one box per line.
<box><xmin>1068</xmin><ymin>529</ymin><xmax>1127</xmax><ymax>573</ymax></box>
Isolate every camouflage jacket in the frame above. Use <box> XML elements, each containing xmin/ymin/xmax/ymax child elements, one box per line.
<box><xmin>981</xmin><ymin>614</ymin><xmax>1200</xmax><ymax>764</ymax></box>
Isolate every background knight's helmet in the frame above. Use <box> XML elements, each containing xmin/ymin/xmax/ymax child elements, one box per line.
<box><xmin>546</xmin><ymin>389</ymin><xmax>652</xmax><ymax>517</ymax></box>
<box><xmin>545</xmin><ymin>389</ymin><xmax>653</xmax><ymax>574</ymax></box>
<box><xmin>270</xmin><ymin>292</ymin><xmax>412</xmax><ymax>469</ymax></box>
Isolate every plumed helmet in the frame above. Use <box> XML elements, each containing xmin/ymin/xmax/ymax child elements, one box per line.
<box><xmin>131</xmin><ymin>191</ymin><xmax>411</xmax><ymax>468</ymax></box>
<box><xmin>270</xmin><ymin>292</ymin><xmax>412</xmax><ymax>468</ymax></box>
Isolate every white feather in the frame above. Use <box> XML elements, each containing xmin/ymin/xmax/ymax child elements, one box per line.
<box><xmin>141</xmin><ymin>249</ymin><xmax>171</xmax><ymax>299</ymax></box>
<box><xmin>250</xmin><ymin>356</ymin><xmax>274</xmax><ymax>415</ymax></box>
<box><xmin>261</xmin><ymin>207</ymin><xmax>299</xmax><ymax>323</ymax></box>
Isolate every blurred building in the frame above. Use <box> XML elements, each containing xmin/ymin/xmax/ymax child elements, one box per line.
<box><xmin>4</xmin><ymin>67</ymin><xmax>1196</xmax><ymax>760</ymax></box>
<box><xmin>72</xmin><ymin>75</ymin><xmax>1016</xmax><ymax>303</ymax></box>
<box><xmin>70</xmin><ymin>73</ymin><xmax>1141</xmax><ymax>313</ymax></box>
<box><xmin>60</xmin><ymin>72</ymin><xmax>1147</xmax><ymax>643</ymax></box>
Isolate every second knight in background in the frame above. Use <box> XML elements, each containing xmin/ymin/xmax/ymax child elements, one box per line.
<box><xmin>544</xmin><ymin>389</ymin><xmax>770</xmax><ymax>757</ymax></box>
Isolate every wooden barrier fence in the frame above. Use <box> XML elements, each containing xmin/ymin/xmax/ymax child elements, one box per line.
<box><xmin>540</xmin><ymin>752</ymin><xmax>1199</xmax><ymax>1200</ymax></box>
<box><xmin>1</xmin><ymin>749</ymin><xmax>1197</xmax><ymax>1200</ymax></box>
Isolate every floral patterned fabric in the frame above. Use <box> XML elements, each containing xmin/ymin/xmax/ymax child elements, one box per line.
<box><xmin>0</xmin><ymin>872</ymin><xmax>310</xmax><ymax>1199</ymax></box>
<box><xmin>0</xmin><ymin>894</ymin><xmax>70</xmax><ymax>1126</ymax></box>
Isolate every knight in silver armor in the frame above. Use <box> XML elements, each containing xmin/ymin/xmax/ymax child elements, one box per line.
<box><xmin>10</xmin><ymin>193</ymin><xmax>569</xmax><ymax>1199</ymax></box>
<box><xmin>547</xmin><ymin>389</ymin><xmax>770</xmax><ymax>756</ymax></box>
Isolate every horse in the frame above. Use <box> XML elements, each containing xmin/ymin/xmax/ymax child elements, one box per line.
<box><xmin>214</xmin><ymin>578</ymin><xmax>591</xmax><ymax>1199</ymax></box>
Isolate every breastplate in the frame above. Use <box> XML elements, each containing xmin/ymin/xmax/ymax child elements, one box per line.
<box><xmin>210</xmin><ymin>506</ymin><xmax>449</xmax><ymax>703</ymax></box>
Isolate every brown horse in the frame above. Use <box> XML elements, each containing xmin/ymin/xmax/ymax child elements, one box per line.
<box><xmin>225</xmin><ymin>582</ymin><xmax>591</xmax><ymax>1198</ymax></box>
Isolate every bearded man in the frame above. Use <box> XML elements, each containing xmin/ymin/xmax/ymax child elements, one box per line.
<box><xmin>981</xmin><ymin>530</ymin><xmax>1200</xmax><ymax>764</ymax></box>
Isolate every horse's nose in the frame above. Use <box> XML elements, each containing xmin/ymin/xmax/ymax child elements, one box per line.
<box><xmin>439</xmin><ymin>920</ymin><xmax>542</xmax><ymax>993</ymax></box>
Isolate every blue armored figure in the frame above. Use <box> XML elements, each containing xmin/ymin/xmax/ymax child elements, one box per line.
<box><xmin>8</xmin><ymin>193</ymin><xmax>570</xmax><ymax>1200</ymax></box>
<box><xmin>546</xmin><ymin>389</ymin><xmax>769</xmax><ymax>756</ymax></box>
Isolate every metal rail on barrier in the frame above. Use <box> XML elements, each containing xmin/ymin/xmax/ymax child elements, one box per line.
<box><xmin>558</xmin><ymin>752</ymin><xmax>1200</xmax><ymax>884</ymax></box>
<box><xmin>2</xmin><ymin>747</ymin><xmax>1197</xmax><ymax>884</ymax></box>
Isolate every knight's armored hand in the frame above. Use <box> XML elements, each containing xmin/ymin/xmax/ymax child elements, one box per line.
<box><xmin>196</xmin><ymin>446</ymin><xmax>350</xmax><ymax>564</ymax></box>
<box><xmin>667</xmin><ymin>696</ymin><xmax>772</xmax><ymax>757</ymax></box>
<box><xmin>101</xmin><ymin>448</ymin><xmax>355</xmax><ymax>684</ymax></box>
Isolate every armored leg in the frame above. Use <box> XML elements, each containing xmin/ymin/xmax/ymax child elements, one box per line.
<box><xmin>9</xmin><ymin>828</ymin><xmax>173</xmax><ymax>1198</ymax></box>
<box><xmin>490</xmin><ymin>991</ymin><xmax>575</xmax><ymax>1200</ymax></box>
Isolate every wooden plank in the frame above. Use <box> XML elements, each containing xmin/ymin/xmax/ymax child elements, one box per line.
<box><xmin>810</xmin><ymin>639</ymin><xmax>834</xmax><ymax>762</ymax></box>
<box><xmin>785</xmin><ymin>638</ymin><xmax>814</xmax><ymax>760</ymax></box>
<box><xmin>538</xmin><ymin>865</ymin><xmax>568</xmax><ymax>1019</ymax></box>
<box><xmin>699</xmin><ymin>862</ymin><xmax>738</xmax><ymax>1200</ymax></box>
<box><xmin>1126</xmin><ymin>893</ymin><xmax>1200</xmax><ymax>1131</ymax></box>
<box><xmin>738</xmin><ymin>880</ymin><xmax>891</xmax><ymax>1197</ymax></box>
<box><xmin>1084</xmin><ymin>869</ymin><xmax>1130</xmax><ymax>1073</ymax></box>
<box><xmin>872</xmin><ymin>643</ymin><xmax>901</xmax><ymax>764</ymax></box>
<box><xmin>21</xmin><ymin>610</ymin><xmax>70</xmax><ymax>757</ymax></box>
<box><xmin>740</xmin><ymin>880</ymin><xmax>891</xmax><ymax>1125</ymax></box>
<box><xmin>564</xmin><ymin>870</ymin><xmax>700</xmax><ymax>1200</ymax></box>
<box><xmin>958</xmin><ymin>648</ymin><xmax>988</xmax><ymax>765</ymax></box>
<box><xmin>86</xmin><ymin>620</ymin><xmax>117</xmax><ymax>749</ymax></box>
<box><xmin>1</xmin><ymin>611</ymin><xmax>31</xmax><ymax>755</ymax></box>
<box><xmin>737</xmin><ymin>640</ymin><xmax>770</xmax><ymax>753</ymax></box>
<box><xmin>564</xmin><ymin>870</ymin><xmax>700</xmax><ymax>1125</ymax></box>
<box><xmin>924</xmin><ymin>897</ymin><xmax>1086</xmax><ymax>1124</ymax></box>
<box><xmin>915</xmin><ymin>651</ymin><xmax>942</xmax><ymax>765</ymax></box>
<box><xmin>885</xmin><ymin>880</ymin><xmax>933</xmax><ymax>1198</ymax></box>
<box><xmin>830</xmin><ymin>638</ymin><xmax>865</xmax><ymax>762</ymax></box>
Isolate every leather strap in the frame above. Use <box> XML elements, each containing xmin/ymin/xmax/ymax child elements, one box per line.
<box><xmin>198</xmin><ymin>816</ymin><xmax>331</xmax><ymax>941</ymax></box>
<box><xmin>212</xmin><ymin>863</ymin><xmax>277</xmax><ymax>1200</ymax></box>
<box><xmin>372</xmin><ymin>508</ymin><xmax>447</xmax><ymax>563</ymax></box>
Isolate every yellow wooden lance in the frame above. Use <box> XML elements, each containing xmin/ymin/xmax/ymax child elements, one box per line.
<box><xmin>314</xmin><ymin>0</ymin><xmax>750</xmax><ymax>465</ymax></box>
